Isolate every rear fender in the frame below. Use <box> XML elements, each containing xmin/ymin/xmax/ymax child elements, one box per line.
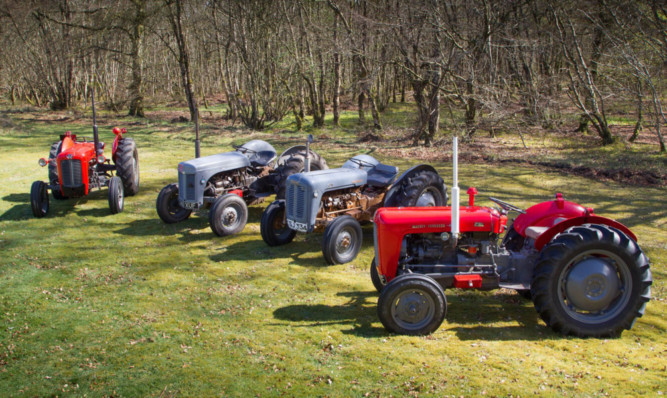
<box><xmin>384</xmin><ymin>164</ymin><xmax>442</xmax><ymax>207</ymax></box>
<box><xmin>534</xmin><ymin>215</ymin><xmax>637</xmax><ymax>251</ymax></box>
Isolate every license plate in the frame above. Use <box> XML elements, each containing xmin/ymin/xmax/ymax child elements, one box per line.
<box><xmin>181</xmin><ymin>201</ymin><xmax>198</xmax><ymax>209</ymax></box>
<box><xmin>287</xmin><ymin>219</ymin><xmax>308</xmax><ymax>232</ymax></box>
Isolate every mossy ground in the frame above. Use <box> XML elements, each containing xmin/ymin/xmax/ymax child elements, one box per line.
<box><xmin>0</xmin><ymin>105</ymin><xmax>665</xmax><ymax>397</ymax></box>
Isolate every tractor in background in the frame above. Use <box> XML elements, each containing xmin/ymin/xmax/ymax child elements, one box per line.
<box><xmin>260</xmin><ymin>154</ymin><xmax>447</xmax><ymax>264</ymax></box>
<box><xmin>30</xmin><ymin>96</ymin><xmax>139</xmax><ymax>217</ymax></box>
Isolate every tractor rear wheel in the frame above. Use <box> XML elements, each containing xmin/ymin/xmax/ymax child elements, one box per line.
<box><xmin>48</xmin><ymin>141</ymin><xmax>67</xmax><ymax>200</ymax></box>
<box><xmin>273</xmin><ymin>152</ymin><xmax>328</xmax><ymax>199</ymax></box>
<box><xmin>370</xmin><ymin>257</ymin><xmax>385</xmax><ymax>293</ymax></box>
<box><xmin>209</xmin><ymin>193</ymin><xmax>248</xmax><ymax>236</ymax></box>
<box><xmin>395</xmin><ymin>170</ymin><xmax>447</xmax><ymax>207</ymax></box>
<box><xmin>377</xmin><ymin>274</ymin><xmax>447</xmax><ymax>335</ymax></box>
<box><xmin>260</xmin><ymin>200</ymin><xmax>296</xmax><ymax>246</ymax></box>
<box><xmin>115</xmin><ymin>137</ymin><xmax>140</xmax><ymax>196</ymax></box>
<box><xmin>322</xmin><ymin>215</ymin><xmax>363</xmax><ymax>265</ymax></box>
<box><xmin>30</xmin><ymin>181</ymin><xmax>49</xmax><ymax>218</ymax></box>
<box><xmin>531</xmin><ymin>224</ymin><xmax>652</xmax><ymax>337</ymax></box>
<box><xmin>108</xmin><ymin>176</ymin><xmax>124</xmax><ymax>214</ymax></box>
<box><xmin>156</xmin><ymin>183</ymin><xmax>191</xmax><ymax>223</ymax></box>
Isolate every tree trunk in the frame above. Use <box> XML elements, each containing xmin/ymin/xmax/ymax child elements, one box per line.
<box><xmin>332</xmin><ymin>13</ymin><xmax>341</xmax><ymax>126</ymax></box>
<box><xmin>128</xmin><ymin>0</ymin><xmax>146</xmax><ymax>117</ymax></box>
<box><xmin>166</xmin><ymin>0</ymin><xmax>197</xmax><ymax>122</ymax></box>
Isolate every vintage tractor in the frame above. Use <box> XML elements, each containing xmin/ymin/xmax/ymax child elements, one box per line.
<box><xmin>156</xmin><ymin>135</ymin><xmax>327</xmax><ymax>236</ymax></box>
<box><xmin>260</xmin><ymin>154</ymin><xmax>448</xmax><ymax>264</ymax></box>
<box><xmin>372</xmin><ymin>137</ymin><xmax>652</xmax><ymax>337</ymax></box>
<box><xmin>30</xmin><ymin>99</ymin><xmax>139</xmax><ymax>217</ymax></box>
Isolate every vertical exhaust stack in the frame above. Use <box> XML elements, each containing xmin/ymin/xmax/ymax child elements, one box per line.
<box><xmin>451</xmin><ymin>136</ymin><xmax>460</xmax><ymax>246</ymax></box>
<box><xmin>91</xmin><ymin>88</ymin><xmax>101</xmax><ymax>157</ymax></box>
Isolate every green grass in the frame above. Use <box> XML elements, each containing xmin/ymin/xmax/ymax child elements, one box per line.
<box><xmin>0</xmin><ymin>107</ymin><xmax>665</xmax><ymax>397</ymax></box>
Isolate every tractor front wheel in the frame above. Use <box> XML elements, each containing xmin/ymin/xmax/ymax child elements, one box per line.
<box><xmin>531</xmin><ymin>224</ymin><xmax>652</xmax><ymax>337</ymax></box>
<box><xmin>377</xmin><ymin>274</ymin><xmax>447</xmax><ymax>335</ymax></box>
<box><xmin>260</xmin><ymin>200</ymin><xmax>296</xmax><ymax>246</ymax></box>
<box><xmin>322</xmin><ymin>215</ymin><xmax>362</xmax><ymax>265</ymax></box>
<box><xmin>370</xmin><ymin>257</ymin><xmax>385</xmax><ymax>293</ymax></box>
<box><xmin>115</xmin><ymin>137</ymin><xmax>140</xmax><ymax>196</ymax></box>
<box><xmin>209</xmin><ymin>193</ymin><xmax>248</xmax><ymax>237</ymax></box>
<box><xmin>30</xmin><ymin>181</ymin><xmax>49</xmax><ymax>218</ymax></box>
<box><xmin>156</xmin><ymin>183</ymin><xmax>192</xmax><ymax>223</ymax></box>
<box><xmin>108</xmin><ymin>176</ymin><xmax>124</xmax><ymax>214</ymax></box>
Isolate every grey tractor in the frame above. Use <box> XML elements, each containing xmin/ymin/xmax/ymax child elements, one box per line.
<box><xmin>260</xmin><ymin>154</ymin><xmax>447</xmax><ymax>264</ymax></box>
<box><xmin>157</xmin><ymin>138</ymin><xmax>327</xmax><ymax>236</ymax></box>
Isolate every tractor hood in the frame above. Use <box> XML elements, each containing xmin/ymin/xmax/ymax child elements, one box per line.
<box><xmin>179</xmin><ymin>152</ymin><xmax>250</xmax><ymax>174</ymax></box>
<box><xmin>373</xmin><ymin>206</ymin><xmax>507</xmax><ymax>282</ymax></box>
<box><xmin>287</xmin><ymin>167</ymin><xmax>368</xmax><ymax>194</ymax></box>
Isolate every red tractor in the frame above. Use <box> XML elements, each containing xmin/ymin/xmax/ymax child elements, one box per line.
<box><xmin>30</xmin><ymin>99</ymin><xmax>139</xmax><ymax>217</ymax></box>
<box><xmin>372</xmin><ymin>137</ymin><xmax>652</xmax><ymax>337</ymax></box>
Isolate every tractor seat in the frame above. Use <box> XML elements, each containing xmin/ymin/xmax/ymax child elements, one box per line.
<box><xmin>367</xmin><ymin>163</ymin><xmax>399</xmax><ymax>188</ymax></box>
<box><xmin>525</xmin><ymin>218</ymin><xmax>567</xmax><ymax>240</ymax></box>
<box><xmin>250</xmin><ymin>150</ymin><xmax>277</xmax><ymax>167</ymax></box>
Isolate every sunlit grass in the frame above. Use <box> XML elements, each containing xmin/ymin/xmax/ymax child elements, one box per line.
<box><xmin>0</xmin><ymin>107</ymin><xmax>665</xmax><ymax>396</ymax></box>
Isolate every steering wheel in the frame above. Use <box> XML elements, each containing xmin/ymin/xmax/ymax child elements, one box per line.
<box><xmin>349</xmin><ymin>158</ymin><xmax>377</xmax><ymax>168</ymax></box>
<box><xmin>234</xmin><ymin>144</ymin><xmax>256</xmax><ymax>154</ymax></box>
<box><xmin>488</xmin><ymin>197</ymin><xmax>526</xmax><ymax>214</ymax></box>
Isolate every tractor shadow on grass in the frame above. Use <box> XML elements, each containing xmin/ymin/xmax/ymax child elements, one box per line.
<box><xmin>272</xmin><ymin>290</ymin><xmax>386</xmax><ymax>337</ymax></box>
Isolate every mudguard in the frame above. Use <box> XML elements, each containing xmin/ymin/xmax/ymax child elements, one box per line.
<box><xmin>534</xmin><ymin>215</ymin><xmax>637</xmax><ymax>251</ymax></box>
<box><xmin>342</xmin><ymin>154</ymin><xmax>379</xmax><ymax>171</ymax></box>
<box><xmin>237</xmin><ymin>140</ymin><xmax>277</xmax><ymax>166</ymax></box>
<box><xmin>383</xmin><ymin>164</ymin><xmax>444</xmax><ymax>207</ymax></box>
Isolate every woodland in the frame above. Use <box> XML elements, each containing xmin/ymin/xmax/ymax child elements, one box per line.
<box><xmin>0</xmin><ymin>0</ymin><xmax>665</xmax><ymax>152</ymax></box>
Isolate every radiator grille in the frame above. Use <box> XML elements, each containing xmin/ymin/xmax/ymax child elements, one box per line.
<box><xmin>287</xmin><ymin>182</ymin><xmax>307</xmax><ymax>221</ymax></box>
<box><xmin>60</xmin><ymin>159</ymin><xmax>83</xmax><ymax>188</ymax></box>
<box><xmin>179</xmin><ymin>172</ymin><xmax>196</xmax><ymax>201</ymax></box>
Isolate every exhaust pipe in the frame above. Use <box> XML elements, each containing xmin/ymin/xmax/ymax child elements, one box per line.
<box><xmin>451</xmin><ymin>136</ymin><xmax>460</xmax><ymax>247</ymax></box>
<box><xmin>91</xmin><ymin>88</ymin><xmax>101</xmax><ymax>157</ymax></box>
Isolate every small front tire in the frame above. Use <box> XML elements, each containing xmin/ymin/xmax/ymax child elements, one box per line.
<box><xmin>156</xmin><ymin>183</ymin><xmax>192</xmax><ymax>224</ymax></box>
<box><xmin>260</xmin><ymin>200</ymin><xmax>296</xmax><ymax>246</ymax></box>
<box><xmin>377</xmin><ymin>274</ymin><xmax>447</xmax><ymax>335</ymax></box>
<box><xmin>108</xmin><ymin>176</ymin><xmax>124</xmax><ymax>214</ymax></box>
<box><xmin>370</xmin><ymin>257</ymin><xmax>385</xmax><ymax>293</ymax></box>
<box><xmin>322</xmin><ymin>215</ymin><xmax>363</xmax><ymax>265</ymax></box>
<box><xmin>30</xmin><ymin>181</ymin><xmax>49</xmax><ymax>218</ymax></box>
<box><xmin>209</xmin><ymin>193</ymin><xmax>248</xmax><ymax>237</ymax></box>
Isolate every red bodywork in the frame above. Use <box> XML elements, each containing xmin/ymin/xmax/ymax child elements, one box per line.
<box><xmin>56</xmin><ymin>135</ymin><xmax>95</xmax><ymax>196</ymax></box>
<box><xmin>374</xmin><ymin>193</ymin><xmax>636</xmax><ymax>283</ymax></box>
<box><xmin>374</xmin><ymin>205</ymin><xmax>507</xmax><ymax>283</ymax></box>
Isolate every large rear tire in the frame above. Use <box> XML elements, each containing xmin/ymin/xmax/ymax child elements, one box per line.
<box><xmin>273</xmin><ymin>152</ymin><xmax>328</xmax><ymax>199</ymax></box>
<box><xmin>377</xmin><ymin>274</ymin><xmax>447</xmax><ymax>335</ymax></box>
<box><xmin>209</xmin><ymin>193</ymin><xmax>248</xmax><ymax>236</ymax></box>
<box><xmin>531</xmin><ymin>224</ymin><xmax>652</xmax><ymax>337</ymax></box>
<box><xmin>394</xmin><ymin>169</ymin><xmax>447</xmax><ymax>207</ymax></box>
<box><xmin>30</xmin><ymin>181</ymin><xmax>49</xmax><ymax>218</ymax></box>
<box><xmin>156</xmin><ymin>183</ymin><xmax>192</xmax><ymax>223</ymax></box>
<box><xmin>115</xmin><ymin>137</ymin><xmax>140</xmax><ymax>196</ymax></box>
<box><xmin>260</xmin><ymin>200</ymin><xmax>296</xmax><ymax>246</ymax></box>
<box><xmin>48</xmin><ymin>141</ymin><xmax>67</xmax><ymax>200</ymax></box>
<box><xmin>108</xmin><ymin>176</ymin><xmax>124</xmax><ymax>214</ymax></box>
<box><xmin>322</xmin><ymin>215</ymin><xmax>363</xmax><ymax>265</ymax></box>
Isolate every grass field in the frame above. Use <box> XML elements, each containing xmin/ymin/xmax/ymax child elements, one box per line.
<box><xmin>0</xmin><ymin>106</ymin><xmax>665</xmax><ymax>397</ymax></box>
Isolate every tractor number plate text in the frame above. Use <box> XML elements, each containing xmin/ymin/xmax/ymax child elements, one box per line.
<box><xmin>287</xmin><ymin>219</ymin><xmax>308</xmax><ymax>232</ymax></box>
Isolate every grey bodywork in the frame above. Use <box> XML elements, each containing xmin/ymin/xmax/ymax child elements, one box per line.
<box><xmin>285</xmin><ymin>154</ymin><xmax>419</xmax><ymax>233</ymax></box>
<box><xmin>177</xmin><ymin>140</ymin><xmax>277</xmax><ymax>209</ymax></box>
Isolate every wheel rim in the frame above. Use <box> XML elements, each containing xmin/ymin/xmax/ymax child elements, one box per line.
<box><xmin>557</xmin><ymin>249</ymin><xmax>632</xmax><ymax>324</ymax></box>
<box><xmin>416</xmin><ymin>187</ymin><xmax>439</xmax><ymax>207</ymax></box>
<box><xmin>117</xmin><ymin>183</ymin><xmax>124</xmax><ymax>208</ymax></box>
<box><xmin>221</xmin><ymin>203</ymin><xmax>242</xmax><ymax>228</ymax></box>
<box><xmin>390</xmin><ymin>288</ymin><xmax>436</xmax><ymax>331</ymax></box>
<box><xmin>335</xmin><ymin>227</ymin><xmax>356</xmax><ymax>257</ymax></box>
<box><xmin>167</xmin><ymin>192</ymin><xmax>181</xmax><ymax>215</ymax></box>
<box><xmin>271</xmin><ymin>208</ymin><xmax>291</xmax><ymax>238</ymax></box>
<box><xmin>39</xmin><ymin>184</ymin><xmax>48</xmax><ymax>214</ymax></box>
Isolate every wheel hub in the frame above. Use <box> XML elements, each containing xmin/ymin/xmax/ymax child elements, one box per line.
<box><xmin>222</xmin><ymin>207</ymin><xmax>238</xmax><ymax>226</ymax></box>
<box><xmin>416</xmin><ymin>191</ymin><xmax>437</xmax><ymax>207</ymax></box>
<box><xmin>565</xmin><ymin>257</ymin><xmax>620</xmax><ymax>312</ymax></box>
<box><xmin>336</xmin><ymin>231</ymin><xmax>352</xmax><ymax>253</ymax></box>
<box><xmin>394</xmin><ymin>291</ymin><xmax>432</xmax><ymax>325</ymax></box>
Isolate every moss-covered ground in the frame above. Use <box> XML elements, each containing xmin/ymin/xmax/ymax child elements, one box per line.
<box><xmin>0</xmin><ymin>105</ymin><xmax>665</xmax><ymax>397</ymax></box>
